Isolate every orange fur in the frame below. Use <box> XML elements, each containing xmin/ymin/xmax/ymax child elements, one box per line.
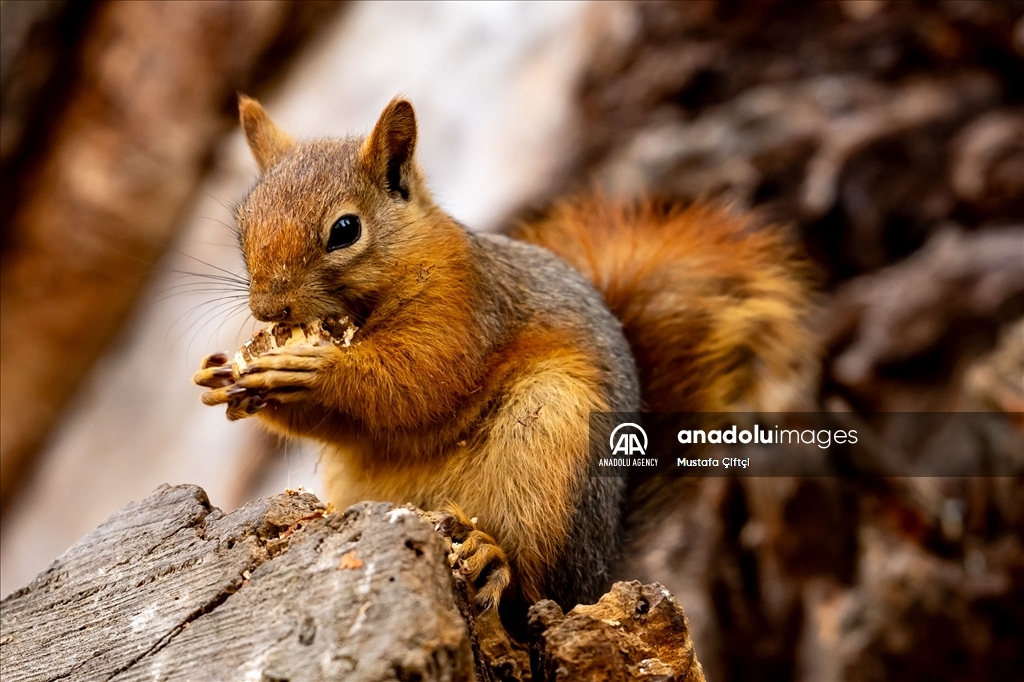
<box><xmin>239</xmin><ymin>95</ymin><xmax>294</xmax><ymax>173</ymax></box>
<box><xmin>317</xmin><ymin>326</ymin><xmax>608</xmax><ymax>603</ymax></box>
<box><xmin>512</xmin><ymin>197</ymin><xmax>820</xmax><ymax>413</ymax></box>
<box><xmin>201</xmin><ymin>97</ymin><xmax>820</xmax><ymax>616</ymax></box>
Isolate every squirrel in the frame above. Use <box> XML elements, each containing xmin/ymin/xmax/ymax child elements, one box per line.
<box><xmin>194</xmin><ymin>95</ymin><xmax>818</xmax><ymax>624</ymax></box>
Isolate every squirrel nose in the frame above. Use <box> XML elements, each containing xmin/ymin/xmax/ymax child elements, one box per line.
<box><xmin>251</xmin><ymin>301</ymin><xmax>291</xmax><ymax>323</ymax></box>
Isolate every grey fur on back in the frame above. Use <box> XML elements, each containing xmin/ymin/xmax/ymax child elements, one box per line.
<box><xmin>473</xmin><ymin>232</ymin><xmax>640</xmax><ymax>607</ymax></box>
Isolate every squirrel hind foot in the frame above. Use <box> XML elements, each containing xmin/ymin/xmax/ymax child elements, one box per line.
<box><xmin>451</xmin><ymin>529</ymin><xmax>512</xmax><ymax>612</ymax></box>
<box><xmin>436</xmin><ymin>500</ymin><xmax>476</xmax><ymax>540</ymax></box>
<box><xmin>434</xmin><ymin>502</ymin><xmax>511</xmax><ymax>611</ymax></box>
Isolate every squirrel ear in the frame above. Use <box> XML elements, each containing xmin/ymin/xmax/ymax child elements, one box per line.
<box><xmin>238</xmin><ymin>94</ymin><xmax>294</xmax><ymax>173</ymax></box>
<box><xmin>361</xmin><ymin>98</ymin><xmax>417</xmax><ymax>200</ymax></box>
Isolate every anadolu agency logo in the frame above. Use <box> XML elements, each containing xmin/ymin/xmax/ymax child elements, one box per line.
<box><xmin>599</xmin><ymin>422</ymin><xmax>659</xmax><ymax>469</ymax></box>
<box><xmin>609</xmin><ymin>422</ymin><xmax>648</xmax><ymax>456</ymax></box>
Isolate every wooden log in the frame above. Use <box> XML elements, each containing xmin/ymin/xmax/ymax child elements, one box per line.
<box><xmin>529</xmin><ymin>582</ymin><xmax>706</xmax><ymax>681</ymax></box>
<box><xmin>1</xmin><ymin>484</ymin><xmax>706</xmax><ymax>681</ymax></box>
<box><xmin>0</xmin><ymin>485</ymin><xmax>475</xmax><ymax>682</ymax></box>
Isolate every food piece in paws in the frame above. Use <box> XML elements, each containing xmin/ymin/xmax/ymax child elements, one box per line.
<box><xmin>225</xmin><ymin>317</ymin><xmax>357</xmax><ymax>419</ymax></box>
<box><xmin>231</xmin><ymin>317</ymin><xmax>356</xmax><ymax>378</ymax></box>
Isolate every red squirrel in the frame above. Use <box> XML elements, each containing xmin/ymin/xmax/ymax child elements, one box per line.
<box><xmin>194</xmin><ymin>95</ymin><xmax>818</xmax><ymax>619</ymax></box>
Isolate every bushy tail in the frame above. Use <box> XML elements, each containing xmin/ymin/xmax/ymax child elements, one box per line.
<box><xmin>511</xmin><ymin>196</ymin><xmax>820</xmax><ymax>413</ymax></box>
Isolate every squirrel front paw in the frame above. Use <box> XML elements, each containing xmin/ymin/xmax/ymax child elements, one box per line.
<box><xmin>232</xmin><ymin>343</ymin><xmax>334</xmax><ymax>405</ymax></box>
<box><xmin>192</xmin><ymin>352</ymin><xmax>265</xmax><ymax>420</ymax></box>
<box><xmin>435</xmin><ymin>503</ymin><xmax>512</xmax><ymax>612</ymax></box>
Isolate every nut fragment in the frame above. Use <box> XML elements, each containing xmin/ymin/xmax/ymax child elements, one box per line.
<box><xmin>231</xmin><ymin>318</ymin><xmax>355</xmax><ymax>377</ymax></box>
<box><xmin>225</xmin><ymin>317</ymin><xmax>358</xmax><ymax>419</ymax></box>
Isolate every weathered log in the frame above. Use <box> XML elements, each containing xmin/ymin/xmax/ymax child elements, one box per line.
<box><xmin>529</xmin><ymin>582</ymin><xmax>706</xmax><ymax>681</ymax></box>
<box><xmin>0</xmin><ymin>486</ymin><xmax>475</xmax><ymax>682</ymax></box>
<box><xmin>1</xmin><ymin>485</ymin><xmax>705</xmax><ymax>682</ymax></box>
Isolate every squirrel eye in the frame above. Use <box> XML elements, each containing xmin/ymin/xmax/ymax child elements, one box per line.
<box><xmin>326</xmin><ymin>214</ymin><xmax>361</xmax><ymax>252</ymax></box>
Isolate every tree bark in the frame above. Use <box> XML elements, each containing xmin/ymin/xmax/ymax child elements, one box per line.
<box><xmin>1</xmin><ymin>485</ymin><xmax>706</xmax><ymax>682</ymax></box>
<box><xmin>0</xmin><ymin>486</ymin><xmax>476</xmax><ymax>682</ymax></box>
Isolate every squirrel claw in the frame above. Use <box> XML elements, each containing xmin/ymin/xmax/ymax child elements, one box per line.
<box><xmin>450</xmin><ymin>530</ymin><xmax>512</xmax><ymax>612</ymax></box>
<box><xmin>436</xmin><ymin>510</ymin><xmax>474</xmax><ymax>540</ymax></box>
<box><xmin>437</xmin><ymin>503</ymin><xmax>511</xmax><ymax>611</ymax></box>
<box><xmin>193</xmin><ymin>364</ymin><xmax>235</xmax><ymax>389</ymax></box>
<box><xmin>200</xmin><ymin>385</ymin><xmax>246</xmax><ymax>406</ymax></box>
<box><xmin>200</xmin><ymin>351</ymin><xmax>230</xmax><ymax>369</ymax></box>
<box><xmin>245</xmin><ymin>398</ymin><xmax>267</xmax><ymax>414</ymax></box>
<box><xmin>474</xmin><ymin>570</ymin><xmax>510</xmax><ymax>613</ymax></box>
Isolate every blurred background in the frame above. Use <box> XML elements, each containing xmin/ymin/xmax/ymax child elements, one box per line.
<box><xmin>1</xmin><ymin>1</ymin><xmax>1022</xmax><ymax>680</ymax></box>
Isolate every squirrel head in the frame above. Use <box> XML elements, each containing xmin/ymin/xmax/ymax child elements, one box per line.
<box><xmin>235</xmin><ymin>95</ymin><xmax>436</xmax><ymax>325</ymax></box>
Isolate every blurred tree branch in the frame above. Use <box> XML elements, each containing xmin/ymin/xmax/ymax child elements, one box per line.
<box><xmin>0</xmin><ymin>0</ymin><xmax>343</xmax><ymax>512</ymax></box>
<box><xmin>0</xmin><ymin>0</ymin><xmax>94</xmax><ymax>249</ymax></box>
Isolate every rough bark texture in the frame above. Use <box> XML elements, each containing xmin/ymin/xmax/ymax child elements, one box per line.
<box><xmin>529</xmin><ymin>582</ymin><xmax>706</xmax><ymax>681</ymax></box>
<box><xmin>0</xmin><ymin>0</ymin><xmax>343</xmax><ymax>510</ymax></box>
<box><xmin>0</xmin><ymin>486</ymin><xmax>476</xmax><ymax>682</ymax></box>
<box><xmin>0</xmin><ymin>485</ymin><xmax>706</xmax><ymax>682</ymax></box>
